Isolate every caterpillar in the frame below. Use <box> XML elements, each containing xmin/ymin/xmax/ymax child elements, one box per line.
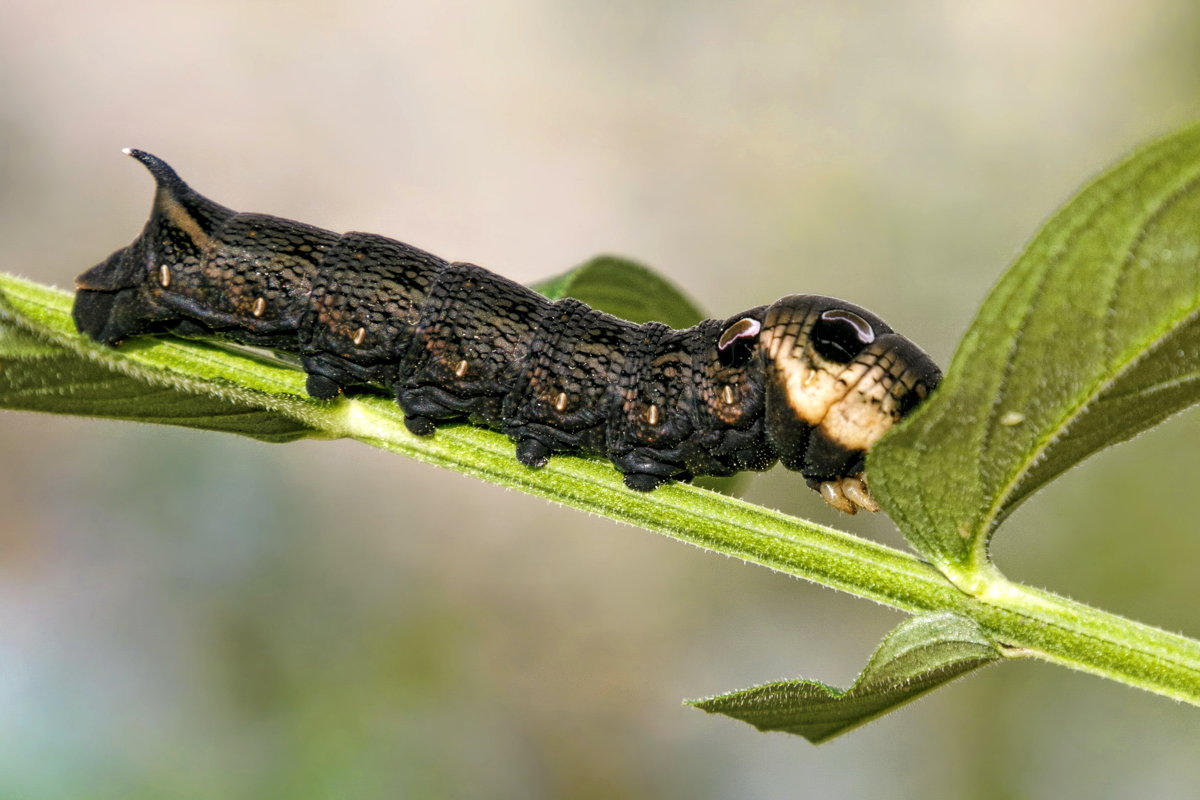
<box><xmin>72</xmin><ymin>150</ymin><xmax>942</xmax><ymax>514</ymax></box>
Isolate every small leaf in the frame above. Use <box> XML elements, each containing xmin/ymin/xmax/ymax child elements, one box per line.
<box><xmin>532</xmin><ymin>255</ymin><xmax>706</xmax><ymax>328</ymax></box>
<box><xmin>689</xmin><ymin>612</ymin><xmax>1000</xmax><ymax>744</ymax></box>
<box><xmin>870</xmin><ymin>123</ymin><xmax>1200</xmax><ymax>577</ymax></box>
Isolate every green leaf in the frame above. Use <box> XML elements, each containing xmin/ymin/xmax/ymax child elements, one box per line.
<box><xmin>0</xmin><ymin>274</ymin><xmax>323</xmax><ymax>442</ymax></box>
<box><xmin>689</xmin><ymin>612</ymin><xmax>1001</xmax><ymax>744</ymax></box>
<box><xmin>870</xmin><ymin>123</ymin><xmax>1200</xmax><ymax>580</ymax></box>
<box><xmin>532</xmin><ymin>254</ymin><xmax>706</xmax><ymax>328</ymax></box>
<box><xmin>0</xmin><ymin>339</ymin><xmax>312</xmax><ymax>442</ymax></box>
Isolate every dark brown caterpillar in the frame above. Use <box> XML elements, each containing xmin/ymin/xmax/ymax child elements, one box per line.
<box><xmin>73</xmin><ymin>150</ymin><xmax>941</xmax><ymax>513</ymax></box>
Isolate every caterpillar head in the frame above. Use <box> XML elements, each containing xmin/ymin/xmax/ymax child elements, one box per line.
<box><xmin>725</xmin><ymin>294</ymin><xmax>941</xmax><ymax>513</ymax></box>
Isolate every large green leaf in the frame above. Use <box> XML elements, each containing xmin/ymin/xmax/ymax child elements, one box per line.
<box><xmin>689</xmin><ymin>612</ymin><xmax>1000</xmax><ymax>744</ymax></box>
<box><xmin>870</xmin><ymin>123</ymin><xmax>1200</xmax><ymax>579</ymax></box>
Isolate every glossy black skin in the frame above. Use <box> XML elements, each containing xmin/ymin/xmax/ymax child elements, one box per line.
<box><xmin>74</xmin><ymin>151</ymin><xmax>942</xmax><ymax>493</ymax></box>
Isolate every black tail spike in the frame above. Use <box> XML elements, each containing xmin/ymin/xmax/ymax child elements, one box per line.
<box><xmin>122</xmin><ymin>148</ymin><xmax>189</xmax><ymax>193</ymax></box>
<box><xmin>122</xmin><ymin>148</ymin><xmax>234</xmax><ymax>236</ymax></box>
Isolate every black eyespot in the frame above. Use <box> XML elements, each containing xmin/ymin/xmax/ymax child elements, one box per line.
<box><xmin>717</xmin><ymin>317</ymin><xmax>761</xmax><ymax>367</ymax></box>
<box><xmin>811</xmin><ymin>309</ymin><xmax>876</xmax><ymax>363</ymax></box>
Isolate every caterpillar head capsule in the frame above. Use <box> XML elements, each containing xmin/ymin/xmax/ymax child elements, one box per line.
<box><xmin>755</xmin><ymin>294</ymin><xmax>941</xmax><ymax>513</ymax></box>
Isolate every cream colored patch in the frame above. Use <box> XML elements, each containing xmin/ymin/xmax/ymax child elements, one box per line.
<box><xmin>776</xmin><ymin>353</ymin><xmax>860</xmax><ymax>427</ymax></box>
<box><xmin>157</xmin><ymin>192</ymin><xmax>213</xmax><ymax>249</ymax></box>
<box><xmin>554</xmin><ymin>392</ymin><xmax>569</xmax><ymax>412</ymax></box>
<box><xmin>762</xmin><ymin>322</ymin><xmax>906</xmax><ymax>452</ymax></box>
<box><xmin>721</xmin><ymin>385</ymin><xmax>736</xmax><ymax>406</ymax></box>
<box><xmin>252</xmin><ymin>296</ymin><xmax>266</xmax><ymax>318</ymax></box>
<box><xmin>819</xmin><ymin>366</ymin><xmax>896</xmax><ymax>451</ymax></box>
<box><xmin>785</xmin><ymin>365</ymin><xmax>848</xmax><ymax>426</ymax></box>
<box><xmin>158</xmin><ymin>264</ymin><xmax>171</xmax><ymax>288</ymax></box>
<box><xmin>352</xmin><ymin>327</ymin><xmax>367</xmax><ymax>346</ymax></box>
<box><xmin>454</xmin><ymin>359</ymin><xmax>469</xmax><ymax>377</ymax></box>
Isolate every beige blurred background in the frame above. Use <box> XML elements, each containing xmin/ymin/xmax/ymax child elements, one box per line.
<box><xmin>2</xmin><ymin>1</ymin><xmax>1199</xmax><ymax>797</ymax></box>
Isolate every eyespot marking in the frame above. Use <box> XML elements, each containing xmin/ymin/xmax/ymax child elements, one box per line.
<box><xmin>718</xmin><ymin>317</ymin><xmax>762</xmax><ymax>351</ymax></box>
<box><xmin>810</xmin><ymin>308</ymin><xmax>877</xmax><ymax>364</ymax></box>
<box><xmin>819</xmin><ymin>309</ymin><xmax>875</xmax><ymax>344</ymax></box>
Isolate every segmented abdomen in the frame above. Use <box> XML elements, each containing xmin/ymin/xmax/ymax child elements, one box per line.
<box><xmin>73</xmin><ymin>150</ymin><xmax>942</xmax><ymax>512</ymax></box>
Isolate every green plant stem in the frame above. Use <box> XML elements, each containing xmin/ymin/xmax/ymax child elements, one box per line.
<box><xmin>345</xmin><ymin>402</ymin><xmax>1200</xmax><ymax>704</ymax></box>
<box><xmin>3</xmin><ymin>272</ymin><xmax>1200</xmax><ymax>705</ymax></box>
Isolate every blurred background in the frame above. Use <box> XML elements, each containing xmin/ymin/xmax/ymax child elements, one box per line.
<box><xmin>1</xmin><ymin>1</ymin><xmax>1199</xmax><ymax>797</ymax></box>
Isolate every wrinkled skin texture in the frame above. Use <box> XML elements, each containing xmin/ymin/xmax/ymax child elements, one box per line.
<box><xmin>74</xmin><ymin>150</ymin><xmax>942</xmax><ymax>512</ymax></box>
